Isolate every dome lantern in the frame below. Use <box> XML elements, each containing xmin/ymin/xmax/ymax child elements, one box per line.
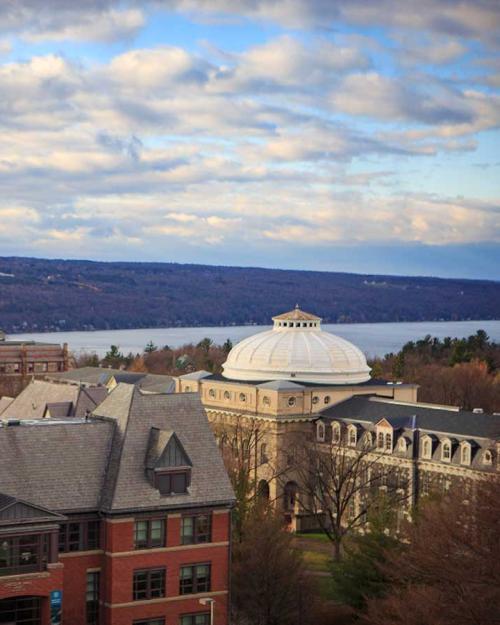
<box><xmin>222</xmin><ymin>307</ymin><xmax>371</xmax><ymax>385</ymax></box>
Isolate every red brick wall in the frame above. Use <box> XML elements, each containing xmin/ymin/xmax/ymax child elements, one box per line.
<box><xmin>0</xmin><ymin>508</ymin><xmax>231</xmax><ymax>625</ymax></box>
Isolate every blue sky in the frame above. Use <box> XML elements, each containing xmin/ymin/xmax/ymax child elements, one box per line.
<box><xmin>0</xmin><ymin>0</ymin><xmax>498</xmax><ymax>279</ymax></box>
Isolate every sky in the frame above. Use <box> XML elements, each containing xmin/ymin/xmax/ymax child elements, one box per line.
<box><xmin>0</xmin><ymin>0</ymin><xmax>499</xmax><ymax>280</ymax></box>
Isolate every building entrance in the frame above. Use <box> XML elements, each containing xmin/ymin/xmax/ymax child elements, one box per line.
<box><xmin>0</xmin><ymin>596</ymin><xmax>41</xmax><ymax>625</ymax></box>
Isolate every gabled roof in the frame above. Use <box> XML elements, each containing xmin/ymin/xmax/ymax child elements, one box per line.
<box><xmin>145</xmin><ymin>429</ymin><xmax>192</xmax><ymax>470</ymax></box>
<box><xmin>179</xmin><ymin>370</ymin><xmax>212</xmax><ymax>381</ymax></box>
<box><xmin>45</xmin><ymin>401</ymin><xmax>73</xmax><ymax>417</ymax></box>
<box><xmin>0</xmin><ymin>396</ymin><xmax>14</xmax><ymax>415</ymax></box>
<box><xmin>1</xmin><ymin>379</ymin><xmax>80</xmax><ymax>420</ymax></box>
<box><xmin>0</xmin><ymin>493</ymin><xmax>65</xmax><ymax>525</ymax></box>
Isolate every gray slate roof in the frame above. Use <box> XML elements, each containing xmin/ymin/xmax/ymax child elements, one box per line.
<box><xmin>323</xmin><ymin>395</ymin><xmax>500</xmax><ymax>439</ymax></box>
<box><xmin>49</xmin><ymin>367</ymin><xmax>175</xmax><ymax>394</ymax></box>
<box><xmin>0</xmin><ymin>385</ymin><xmax>234</xmax><ymax>516</ymax></box>
<box><xmin>0</xmin><ymin>420</ymin><xmax>114</xmax><ymax>513</ymax></box>
<box><xmin>1</xmin><ymin>380</ymin><xmax>80</xmax><ymax>420</ymax></box>
<box><xmin>94</xmin><ymin>386</ymin><xmax>234</xmax><ymax>513</ymax></box>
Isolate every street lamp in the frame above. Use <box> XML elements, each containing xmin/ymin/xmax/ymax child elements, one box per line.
<box><xmin>199</xmin><ymin>597</ymin><xmax>215</xmax><ymax>625</ymax></box>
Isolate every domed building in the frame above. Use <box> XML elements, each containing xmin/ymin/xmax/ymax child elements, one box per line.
<box><xmin>175</xmin><ymin>307</ymin><xmax>419</xmax><ymax>529</ymax></box>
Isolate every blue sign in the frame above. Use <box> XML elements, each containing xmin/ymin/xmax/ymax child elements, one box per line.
<box><xmin>50</xmin><ymin>590</ymin><xmax>62</xmax><ymax>625</ymax></box>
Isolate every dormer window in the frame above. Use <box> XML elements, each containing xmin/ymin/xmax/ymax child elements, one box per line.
<box><xmin>398</xmin><ymin>437</ymin><xmax>407</xmax><ymax>453</ymax></box>
<box><xmin>377</xmin><ymin>432</ymin><xmax>384</xmax><ymax>449</ymax></box>
<box><xmin>316</xmin><ymin>421</ymin><xmax>325</xmax><ymax>442</ymax></box>
<box><xmin>348</xmin><ymin>425</ymin><xmax>357</xmax><ymax>447</ymax></box>
<box><xmin>146</xmin><ymin>428</ymin><xmax>192</xmax><ymax>496</ymax></box>
<box><xmin>442</xmin><ymin>439</ymin><xmax>451</xmax><ymax>462</ymax></box>
<box><xmin>385</xmin><ymin>433</ymin><xmax>392</xmax><ymax>451</ymax></box>
<box><xmin>421</xmin><ymin>437</ymin><xmax>432</xmax><ymax>459</ymax></box>
<box><xmin>460</xmin><ymin>442</ymin><xmax>471</xmax><ymax>466</ymax></box>
<box><xmin>332</xmin><ymin>422</ymin><xmax>341</xmax><ymax>443</ymax></box>
<box><xmin>483</xmin><ymin>450</ymin><xmax>493</xmax><ymax>465</ymax></box>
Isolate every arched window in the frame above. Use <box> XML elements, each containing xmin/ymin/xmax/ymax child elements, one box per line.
<box><xmin>348</xmin><ymin>426</ymin><xmax>357</xmax><ymax>447</ymax></box>
<box><xmin>239</xmin><ymin>393</ymin><xmax>246</xmax><ymax>402</ymax></box>
<box><xmin>312</xmin><ymin>396</ymin><xmax>319</xmax><ymax>405</ymax></box>
<box><xmin>461</xmin><ymin>443</ymin><xmax>471</xmax><ymax>465</ymax></box>
<box><xmin>316</xmin><ymin>421</ymin><xmax>325</xmax><ymax>442</ymax></box>
<box><xmin>442</xmin><ymin>440</ymin><xmax>451</xmax><ymax>461</ymax></box>
<box><xmin>223</xmin><ymin>390</ymin><xmax>230</xmax><ymax>400</ymax></box>
<box><xmin>422</xmin><ymin>438</ymin><xmax>431</xmax><ymax>459</ymax></box>
<box><xmin>257</xmin><ymin>480</ymin><xmax>270</xmax><ymax>500</ymax></box>
<box><xmin>324</xmin><ymin>396</ymin><xmax>331</xmax><ymax>405</ymax></box>
<box><xmin>398</xmin><ymin>437</ymin><xmax>406</xmax><ymax>453</ymax></box>
<box><xmin>385</xmin><ymin>432</ymin><xmax>392</xmax><ymax>451</ymax></box>
<box><xmin>288</xmin><ymin>397</ymin><xmax>296</xmax><ymax>407</ymax></box>
<box><xmin>208</xmin><ymin>388</ymin><xmax>216</xmax><ymax>398</ymax></box>
<box><xmin>332</xmin><ymin>422</ymin><xmax>341</xmax><ymax>443</ymax></box>
<box><xmin>260</xmin><ymin>443</ymin><xmax>268</xmax><ymax>464</ymax></box>
<box><xmin>284</xmin><ymin>481</ymin><xmax>298</xmax><ymax>512</ymax></box>
<box><xmin>483</xmin><ymin>450</ymin><xmax>493</xmax><ymax>465</ymax></box>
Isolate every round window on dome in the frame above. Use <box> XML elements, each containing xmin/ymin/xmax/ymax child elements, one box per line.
<box><xmin>324</xmin><ymin>396</ymin><xmax>331</xmax><ymax>405</ymax></box>
<box><xmin>208</xmin><ymin>388</ymin><xmax>216</xmax><ymax>398</ymax></box>
<box><xmin>288</xmin><ymin>397</ymin><xmax>296</xmax><ymax>407</ymax></box>
<box><xmin>224</xmin><ymin>391</ymin><xmax>231</xmax><ymax>400</ymax></box>
<box><xmin>239</xmin><ymin>393</ymin><xmax>246</xmax><ymax>402</ymax></box>
<box><xmin>312</xmin><ymin>396</ymin><xmax>319</xmax><ymax>405</ymax></box>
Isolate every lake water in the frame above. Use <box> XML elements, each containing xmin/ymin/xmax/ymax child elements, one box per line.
<box><xmin>9</xmin><ymin>320</ymin><xmax>500</xmax><ymax>359</ymax></box>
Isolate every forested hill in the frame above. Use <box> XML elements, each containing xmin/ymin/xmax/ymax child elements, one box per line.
<box><xmin>0</xmin><ymin>256</ymin><xmax>498</xmax><ymax>334</ymax></box>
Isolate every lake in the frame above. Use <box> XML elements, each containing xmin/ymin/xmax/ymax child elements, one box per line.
<box><xmin>9</xmin><ymin>320</ymin><xmax>500</xmax><ymax>359</ymax></box>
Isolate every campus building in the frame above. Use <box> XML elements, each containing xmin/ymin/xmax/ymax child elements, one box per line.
<box><xmin>175</xmin><ymin>307</ymin><xmax>499</xmax><ymax>529</ymax></box>
<box><xmin>0</xmin><ymin>334</ymin><xmax>70</xmax><ymax>398</ymax></box>
<box><xmin>0</xmin><ymin>386</ymin><xmax>234</xmax><ymax>625</ymax></box>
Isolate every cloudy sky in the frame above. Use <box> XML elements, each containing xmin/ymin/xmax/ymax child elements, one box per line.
<box><xmin>1</xmin><ymin>1</ymin><xmax>499</xmax><ymax>279</ymax></box>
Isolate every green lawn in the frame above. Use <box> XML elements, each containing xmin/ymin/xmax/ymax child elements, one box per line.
<box><xmin>302</xmin><ymin>549</ymin><xmax>331</xmax><ymax>572</ymax></box>
<box><xmin>296</xmin><ymin>530</ymin><xmax>332</xmax><ymax>543</ymax></box>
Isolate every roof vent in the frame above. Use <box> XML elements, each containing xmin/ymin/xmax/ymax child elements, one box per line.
<box><xmin>472</xmin><ymin>408</ymin><xmax>484</xmax><ymax>414</ymax></box>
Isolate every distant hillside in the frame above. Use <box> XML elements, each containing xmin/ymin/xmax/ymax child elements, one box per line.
<box><xmin>0</xmin><ymin>256</ymin><xmax>498</xmax><ymax>334</ymax></box>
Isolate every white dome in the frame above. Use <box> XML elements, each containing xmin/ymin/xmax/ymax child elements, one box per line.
<box><xmin>222</xmin><ymin>306</ymin><xmax>371</xmax><ymax>385</ymax></box>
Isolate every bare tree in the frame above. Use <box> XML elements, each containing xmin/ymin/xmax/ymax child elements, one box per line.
<box><xmin>213</xmin><ymin>416</ymin><xmax>285</xmax><ymax>540</ymax></box>
<box><xmin>232</xmin><ymin>505</ymin><xmax>317</xmax><ymax>625</ymax></box>
<box><xmin>289</xmin><ymin>424</ymin><xmax>411</xmax><ymax>560</ymax></box>
<box><xmin>363</xmin><ymin>477</ymin><xmax>500</xmax><ymax>625</ymax></box>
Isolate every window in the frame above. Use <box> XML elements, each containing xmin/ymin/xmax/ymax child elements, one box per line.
<box><xmin>422</xmin><ymin>438</ymin><xmax>432</xmax><ymax>459</ymax></box>
<box><xmin>179</xmin><ymin>563</ymin><xmax>211</xmax><ymax>594</ymax></box>
<box><xmin>181</xmin><ymin>515</ymin><xmax>211</xmax><ymax>545</ymax></box>
<box><xmin>348</xmin><ymin>426</ymin><xmax>357</xmax><ymax>447</ymax></box>
<box><xmin>284</xmin><ymin>482</ymin><xmax>298</xmax><ymax>512</ymax></box>
<box><xmin>239</xmin><ymin>393</ymin><xmax>246</xmax><ymax>402</ymax></box>
<box><xmin>181</xmin><ymin>614</ymin><xmax>210</xmax><ymax>625</ymax></box>
<box><xmin>324</xmin><ymin>396</ymin><xmax>331</xmax><ymax>405</ymax></box>
<box><xmin>312</xmin><ymin>396</ymin><xmax>319</xmax><ymax>405</ymax></box>
<box><xmin>135</xmin><ymin>519</ymin><xmax>166</xmax><ymax>549</ymax></box>
<box><xmin>0</xmin><ymin>597</ymin><xmax>41</xmax><ymax>625</ymax></box>
<box><xmin>0</xmin><ymin>533</ymin><xmax>49</xmax><ymax>576</ymax></box>
<box><xmin>377</xmin><ymin>432</ymin><xmax>384</xmax><ymax>449</ymax></box>
<box><xmin>155</xmin><ymin>470</ymin><xmax>190</xmax><ymax>495</ymax></box>
<box><xmin>385</xmin><ymin>433</ymin><xmax>392</xmax><ymax>451</ymax></box>
<box><xmin>442</xmin><ymin>441</ymin><xmax>451</xmax><ymax>461</ymax></box>
<box><xmin>223</xmin><ymin>391</ymin><xmax>230</xmax><ymax>400</ymax></box>
<box><xmin>398</xmin><ymin>437</ymin><xmax>406</xmax><ymax>452</ymax></box>
<box><xmin>133</xmin><ymin>568</ymin><xmax>166</xmax><ymax>601</ymax></box>
<box><xmin>208</xmin><ymin>389</ymin><xmax>216</xmax><ymax>398</ymax></box>
<box><xmin>59</xmin><ymin>520</ymin><xmax>100</xmax><ymax>553</ymax></box>
<box><xmin>332</xmin><ymin>422</ymin><xmax>341</xmax><ymax>443</ymax></box>
<box><xmin>316</xmin><ymin>422</ymin><xmax>325</xmax><ymax>442</ymax></box>
<box><xmin>86</xmin><ymin>571</ymin><xmax>100</xmax><ymax>625</ymax></box>
<box><xmin>288</xmin><ymin>397</ymin><xmax>296</xmax><ymax>407</ymax></box>
<box><xmin>483</xmin><ymin>450</ymin><xmax>493</xmax><ymax>465</ymax></box>
<box><xmin>461</xmin><ymin>443</ymin><xmax>471</xmax><ymax>465</ymax></box>
<box><xmin>262</xmin><ymin>396</ymin><xmax>271</xmax><ymax>406</ymax></box>
<box><xmin>134</xmin><ymin>620</ymin><xmax>165</xmax><ymax>625</ymax></box>
<box><xmin>260</xmin><ymin>443</ymin><xmax>268</xmax><ymax>463</ymax></box>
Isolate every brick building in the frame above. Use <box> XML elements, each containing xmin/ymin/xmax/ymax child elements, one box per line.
<box><xmin>0</xmin><ymin>334</ymin><xmax>70</xmax><ymax>398</ymax></box>
<box><xmin>0</xmin><ymin>385</ymin><xmax>234</xmax><ymax>625</ymax></box>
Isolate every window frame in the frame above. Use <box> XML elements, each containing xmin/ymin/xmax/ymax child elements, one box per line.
<box><xmin>181</xmin><ymin>514</ymin><xmax>212</xmax><ymax>545</ymax></box>
<box><xmin>134</xmin><ymin>518</ymin><xmax>166</xmax><ymax>550</ymax></box>
<box><xmin>58</xmin><ymin>519</ymin><xmax>101</xmax><ymax>553</ymax></box>
<box><xmin>133</xmin><ymin>567</ymin><xmax>166</xmax><ymax>601</ymax></box>
<box><xmin>86</xmin><ymin>570</ymin><xmax>100</xmax><ymax>625</ymax></box>
<box><xmin>180</xmin><ymin>614</ymin><xmax>211</xmax><ymax>625</ymax></box>
<box><xmin>0</xmin><ymin>532</ymin><xmax>49</xmax><ymax>576</ymax></box>
<box><xmin>316</xmin><ymin>421</ymin><xmax>325</xmax><ymax>442</ymax></box>
<box><xmin>179</xmin><ymin>562</ymin><xmax>211</xmax><ymax>595</ymax></box>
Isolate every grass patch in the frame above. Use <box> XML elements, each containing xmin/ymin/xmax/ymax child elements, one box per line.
<box><xmin>296</xmin><ymin>531</ymin><xmax>331</xmax><ymax>543</ymax></box>
<box><xmin>302</xmin><ymin>549</ymin><xmax>331</xmax><ymax>572</ymax></box>
<box><xmin>317</xmin><ymin>575</ymin><xmax>337</xmax><ymax>601</ymax></box>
